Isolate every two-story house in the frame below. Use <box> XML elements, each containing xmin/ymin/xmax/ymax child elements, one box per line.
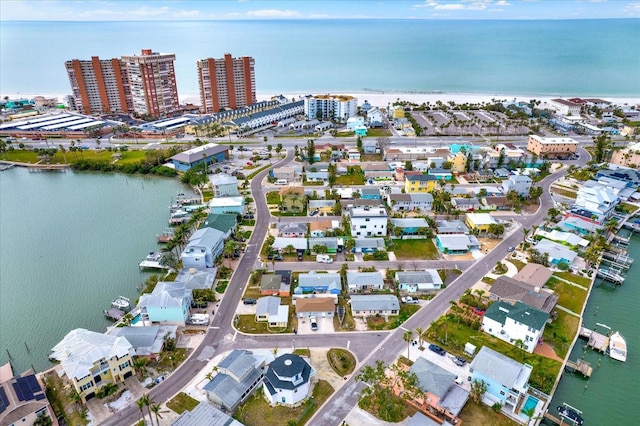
<box><xmin>405</xmin><ymin>174</ymin><xmax>439</xmax><ymax>193</ymax></box>
<box><xmin>208</xmin><ymin>173</ymin><xmax>239</xmax><ymax>197</ymax></box>
<box><xmin>481</xmin><ymin>301</ymin><xmax>549</xmax><ymax>353</ymax></box>
<box><xmin>349</xmin><ymin>206</ymin><xmax>388</xmax><ymax>237</ymax></box>
<box><xmin>263</xmin><ymin>354</ymin><xmax>316</xmax><ymax>406</ymax></box>
<box><xmin>388</xmin><ymin>192</ymin><xmax>434</xmax><ymax>212</ymax></box>
<box><xmin>181</xmin><ymin>227</ymin><xmax>225</xmax><ymax>269</ymax></box>
<box><xmin>502</xmin><ymin>175</ymin><xmax>532</xmax><ymax>197</ymax></box>
<box><xmin>50</xmin><ymin>329</ymin><xmax>135</xmax><ymax>403</ymax></box>
<box><xmin>137</xmin><ymin>281</ymin><xmax>193</xmax><ymax>325</ymax></box>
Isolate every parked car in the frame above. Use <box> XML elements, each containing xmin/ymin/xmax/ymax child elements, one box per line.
<box><xmin>452</xmin><ymin>356</ymin><xmax>467</xmax><ymax>366</ymax></box>
<box><xmin>429</xmin><ymin>344</ymin><xmax>446</xmax><ymax>356</ymax></box>
<box><xmin>507</xmin><ymin>246</ymin><xmax>515</xmax><ymax>252</ymax></box>
<box><xmin>243</xmin><ymin>298</ymin><xmax>256</xmax><ymax>305</ymax></box>
<box><xmin>273</xmin><ymin>254</ymin><xmax>284</xmax><ymax>261</ymax></box>
<box><xmin>310</xmin><ymin>316</ymin><xmax>318</xmax><ymax>331</ymax></box>
<box><xmin>401</xmin><ymin>296</ymin><xmax>419</xmax><ymax>304</ymax></box>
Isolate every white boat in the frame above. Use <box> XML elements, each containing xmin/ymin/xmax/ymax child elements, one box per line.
<box><xmin>138</xmin><ymin>252</ymin><xmax>169</xmax><ymax>270</ymax></box>
<box><xmin>609</xmin><ymin>331</ymin><xmax>627</xmax><ymax>362</ymax></box>
<box><xmin>111</xmin><ymin>296</ymin><xmax>130</xmax><ymax>311</ymax></box>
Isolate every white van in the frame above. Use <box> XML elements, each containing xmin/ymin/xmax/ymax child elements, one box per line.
<box><xmin>275</xmin><ymin>179</ymin><xmax>288</xmax><ymax>185</ymax></box>
<box><xmin>316</xmin><ymin>254</ymin><xmax>333</xmax><ymax>263</ymax></box>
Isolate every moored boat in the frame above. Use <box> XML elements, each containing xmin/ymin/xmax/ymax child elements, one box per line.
<box><xmin>111</xmin><ymin>296</ymin><xmax>131</xmax><ymax>312</ymax></box>
<box><xmin>609</xmin><ymin>331</ymin><xmax>627</xmax><ymax>362</ymax></box>
<box><xmin>138</xmin><ymin>252</ymin><xmax>168</xmax><ymax>270</ymax></box>
<box><xmin>557</xmin><ymin>405</ymin><xmax>584</xmax><ymax>425</ymax></box>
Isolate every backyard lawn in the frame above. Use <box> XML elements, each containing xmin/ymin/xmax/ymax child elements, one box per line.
<box><xmin>390</xmin><ymin>239</ymin><xmax>440</xmax><ymax>260</ymax></box>
<box><xmin>545</xmin><ymin>277</ymin><xmax>589</xmax><ymax>314</ymax></box>
<box><xmin>550</xmin><ymin>187</ymin><xmax>577</xmax><ymax>199</ymax></box>
<box><xmin>266</xmin><ymin>191</ymin><xmax>281</xmax><ymax>205</ymax></box>
<box><xmin>542</xmin><ymin>309</ymin><xmax>581</xmax><ymax>359</ymax></box>
<box><xmin>167</xmin><ymin>392</ymin><xmax>199</xmax><ymax>414</ymax></box>
<box><xmin>552</xmin><ymin>271</ymin><xmax>592</xmax><ymax>288</ymax></box>
<box><xmin>458</xmin><ymin>401</ymin><xmax>518</xmax><ymax>426</ymax></box>
<box><xmin>335</xmin><ymin>174</ymin><xmax>365</xmax><ymax>185</ymax></box>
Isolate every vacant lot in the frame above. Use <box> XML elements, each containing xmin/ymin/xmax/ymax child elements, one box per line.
<box><xmin>546</xmin><ymin>277</ymin><xmax>589</xmax><ymax>314</ymax></box>
<box><xmin>390</xmin><ymin>239</ymin><xmax>439</xmax><ymax>260</ymax></box>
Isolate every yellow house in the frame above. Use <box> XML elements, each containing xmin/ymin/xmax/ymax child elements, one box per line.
<box><xmin>449</xmin><ymin>152</ymin><xmax>467</xmax><ymax>173</ymax></box>
<box><xmin>391</xmin><ymin>106</ymin><xmax>405</xmax><ymax>119</ymax></box>
<box><xmin>50</xmin><ymin>329</ymin><xmax>135</xmax><ymax>402</ymax></box>
<box><xmin>465</xmin><ymin>213</ymin><xmax>498</xmax><ymax>234</ymax></box>
<box><xmin>405</xmin><ymin>174</ymin><xmax>439</xmax><ymax>193</ymax></box>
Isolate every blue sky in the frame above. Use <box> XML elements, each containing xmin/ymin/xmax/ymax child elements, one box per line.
<box><xmin>2</xmin><ymin>0</ymin><xmax>639</xmax><ymax>21</ymax></box>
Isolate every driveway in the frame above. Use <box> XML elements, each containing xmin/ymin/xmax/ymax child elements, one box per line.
<box><xmin>297</xmin><ymin>315</ymin><xmax>335</xmax><ymax>334</ymax></box>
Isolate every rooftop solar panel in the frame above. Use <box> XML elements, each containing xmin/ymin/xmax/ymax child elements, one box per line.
<box><xmin>13</xmin><ymin>382</ymin><xmax>27</xmax><ymax>401</ymax></box>
<box><xmin>0</xmin><ymin>386</ymin><xmax>9</xmax><ymax>413</ymax></box>
<box><xmin>35</xmin><ymin>394</ymin><xmax>46</xmax><ymax>401</ymax></box>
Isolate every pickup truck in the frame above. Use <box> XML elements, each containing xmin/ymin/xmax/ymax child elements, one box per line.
<box><xmin>401</xmin><ymin>296</ymin><xmax>419</xmax><ymax>304</ymax></box>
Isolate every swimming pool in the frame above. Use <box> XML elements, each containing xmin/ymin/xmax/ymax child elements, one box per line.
<box><xmin>521</xmin><ymin>395</ymin><xmax>539</xmax><ymax>417</ymax></box>
<box><xmin>131</xmin><ymin>314</ymin><xmax>141</xmax><ymax>325</ymax></box>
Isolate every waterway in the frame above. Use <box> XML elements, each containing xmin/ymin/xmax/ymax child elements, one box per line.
<box><xmin>0</xmin><ymin>168</ymin><xmax>195</xmax><ymax>373</ymax></box>
<box><xmin>548</xmin><ymin>234</ymin><xmax>640</xmax><ymax>424</ymax></box>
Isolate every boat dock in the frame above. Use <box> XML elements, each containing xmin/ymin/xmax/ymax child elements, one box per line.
<box><xmin>0</xmin><ymin>164</ymin><xmax>15</xmax><ymax>171</ymax></box>
<box><xmin>104</xmin><ymin>308</ymin><xmax>125</xmax><ymax>321</ymax></box>
<box><xmin>565</xmin><ymin>359</ymin><xmax>593</xmax><ymax>377</ymax></box>
<box><xmin>595</xmin><ymin>268</ymin><xmax>625</xmax><ymax>284</ymax></box>
<box><xmin>156</xmin><ymin>228</ymin><xmax>175</xmax><ymax>243</ymax></box>
<box><xmin>579</xmin><ymin>326</ymin><xmax>610</xmax><ymax>353</ymax></box>
<box><xmin>543</xmin><ymin>411</ymin><xmax>565</xmax><ymax>425</ymax></box>
<box><xmin>622</xmin><ymin>221</ymin><xmax>640</xmax><ymax>233</ymax></box>
<box><xmin>602</xmin><ymin>252</ymin><xmax>634</xmax><ymax>269</ymax></box>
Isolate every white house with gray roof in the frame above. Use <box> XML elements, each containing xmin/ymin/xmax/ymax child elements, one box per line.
<box><xmin>171</xmin><ymin>143</ymin><xmax>228</xmax><ymax>172</ymax></box>
<box><xmin>346</xmin><ymin>271</ymin><xmax>384</xmax><ymax>292</ymax></box>
<box><xmin>272</xmin><ymin>237</ymin><xmax>308</xmax><ymax>252</ymax></box>
<box><xmin>204</xmin><ymin>349</ymin><xmax>265</xmax><ymax>411</ymax></box>
<box><xmin>208</xmin><ymin>173</ymin><xmax>238</xmax><ymax>197</ymax></box>
<box><xmin>481</xmin><ymin>301</ymin><xmax>549</xmax><ymax>353</ymax></box>
<box><xmin>396</xmin><ymin>270</ymin><xmax>443</xmax><ymax>293</ymax></box>
<box><xmin>263</xmin><ymin>353</ymin><xmax>316</xmax><ymax>406</ymax></box>
<box><xmin>350</xmin><ymin>294</ymin><xmax>400</xmax><ymax>317</ymax></box>
<box><xmin>277</xmin><ymin>222</ymin><xmax>307</xmax><ymax>238</ymax></box>
<box><xmin>349</xmin><ymin>206</ymin><xmax>388</xmax><ymax>237</ymax></box>
<box><xmin>255</xmin><ymin>296</ymin><xmax>289</xmax><ymax>327</ymax></box>
<box><xmin>353</xmin><ymin>237</ymin><xmax>386</xmax><ymax>253</ymax></box>
<box><xmin>181</xmin><ymin>227</ymin><xmax>225</xmax><ymax>269</ymax></box>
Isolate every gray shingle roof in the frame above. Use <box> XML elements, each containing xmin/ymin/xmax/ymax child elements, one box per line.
<box><xmin>469</xmin><ymin>346</ymin><xmax>528</xmax><ymax>389</ymax></box>
<box><xmin>484</xmin><ymin>301</ymin><xmax>549</xmax><ymax>330</ymax></box>
<box><xmin>409</xmin><ymin>357</ymin><xmax>456</xmax><ymax>398</ymax></box>
<box><xmin>350</xmin><ymin>294</ymin><xmax>399</xmax><ymax>311</ymax></box>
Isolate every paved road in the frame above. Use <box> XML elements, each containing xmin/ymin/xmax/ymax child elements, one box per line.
<box><xmin>99</xmin><ymin>145</ymin><xmax>590</xmax><ymax>425</ymax></box>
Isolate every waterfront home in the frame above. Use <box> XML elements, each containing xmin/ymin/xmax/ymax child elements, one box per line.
<box><xmin>349</xmin><ymin>206</ymin><xmax>388</xmax><ymax>237</ymax></box>
<box><xmin>295</xmin><ymin>297</ymin><xmax>336</xmax><ymax>318</ymax></box>
<box><xmin>203</xmin><ymin>349</ymin><xmax>265</xmax><ymax>412</ymax></box>
<box><xmin>390</xmin><ymin>218</ymin><xmax>430</xmax><ymax>237</ymax></box>
<box><xmin>464</xmin><ymin>213</ymin><xmax>498</xmax><ymax>234</ymax></box>
<box><xmin>201</xmin><ymin>213</ymin><xmax>237</xmax><ymax>239</ymax></box>
<box><xmin>296</xmin><ymin>272</ymin><xmax>341</xmax><ymax>295</ymax></box>
<box><xmin>388</xmin><ymin>192</ymin><xmax>434</xmax><ymax>212</ymax></box>
<box><xmin>489</xmin><ymin>277</ymin><xmax>558</xmax><ymax>314</ymax></box>
<box><xmin>181</xmin><ymin>227</ymin><xmax>225</xmax><ymax>269</ymax></box>
<box><xmin>137</xmin><ymin>281</ymin><xmax>192</xmax><ymax>325</ymax></box>
<box><xmin>277</xmin><ymin>222</ymin><xmax>308</xmax><ymax>238</ymax></box>
<box><xmin>469</xmin><ymin>346</ymin><xmax>532</xmax><ymax>413</ymax></box>
<box><xmin>512</xmin><ymin>263</ymin><xmax>553</xmax><ymax>288</ymax></box>
<box><xmin>255</xmin><ymin>296</ymin><xmax>289</xmax><ymax>328</ymax></box>
<box><xmin>0</xmin><ymin>364</ymin><xmax>57</xmax><ymax>426</ymax></box>
<box><xmin>208</xmin><ymin>173</ymin><xmax>239</xmax><ymax>197</ymax></box>
<box><xmin>405</xmin><ymin>174</ymin><xmax>439</xmax><ymax>193</ymax></box>
<box><xmin>569</xmin><ymin>185</ymin><xmax>620</xmax><ymax>224</ymax></box>
<box><xmin>107</xmin><ymin>325</ymin><xmax>177</xmax><ymax>356</ymax></box>
<box><xmin>435</xmin><ymin>234</ymin><xmax>480</xmax><ymax>255</ymax></box>
<box><xmin>272</xmin><ymin>237</ymin><xmax>308</xmax><ymax>253</ymax></box>
<box><xmin>309</xmin><ymin>237</ymin><xmax>340</xmax><ymax>254</ymax></box>
<box><xmin>263</xmin><ymin>353</ymin><xmax>316</xmax><ymax>406</ymax></box>
<box><xmin>451</xmin><ymin>197</ymin><xmax>482</xmax><ymax>212</ymax></box>
<box><xmin>502</xmin><ymin>175</ymin><xmax>532</xmax><ymax>197</ymax></box>
<box><xmin>534</xmin><ymin>238</ymin><xmax>578</xmax><ymax>265</ymax></box>
<box><xmin>596</xmin><ymin>167</ymin><xmax>640</xmax><ymax>189</ymax></box>
<box><xmin>174</xmin><ymin>267</ymin><xmax>216</xmax><ymax>290</ymax></box>
<box><xmin>400</xmin><ymin>357</ymin><xmax>468</xmax><ymax>425</ymax></box>
<box><xmin>50</xmin><ymin>329</ymin><xmax>135</xmax><ymax>403</ymax></box>
<box><xmin>170</xmin><ymin>143</ymin><xmax>228</xmax><ymax>172</ymax></box>
<box><xmin>208</xmin><ymin>196</ymin><xmax>245</xmax><ymax>215</ymax></box>
<box><xmin>353</xmin><ymin>237</ymin><xmax>386</xmax><ymax>253</ymax></box>
<box><xmin>436</xmin><ymin>220</ymin><xmax>469</xmax><ymax>235</ymax></box>
<box><xmin>172</xmin><ymin>402</ymin><xmax>242</xmax><ymax>426</ymax></box>
<box><xmin>350</xmin><ymin>294</ymin><xmax>400</xmax><ymax>318</ymax></box>
<box><xmin>396</xmin><ymin>270</ymin><xmax>443</xmax><ymax>293</ymax></box>
<box><xmin>481</xmin><ymin>301</ymin><xmax>549</xmax><ymax>353</ymax></box>
<box><xmin>536</xmin><ymin>229</ymin><xmax>589</xmax><ymax>249</ymax></box>
<box><xmin>557</xmin><ymin>215</ymin><xmax>602</xmax><ymax>235</ymax></box>
<box><xmin>346</xmin><ymin>271</ymin><xmax>384</xmax><ymax>292</ymax></box>
<box><xmin>260</xmin><ymin>274</ymin><xmax>291</xmax><ymax>297</ymax></box>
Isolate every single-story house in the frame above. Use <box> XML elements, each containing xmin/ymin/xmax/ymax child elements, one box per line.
<box><xmin>536</xmin><ymin>229</ymin><xmax>589</xmax><ymax>249</ymax></box>
<box><xmin>361</xmin><ymin>187</ymin><xmax>381</xmax><ymax>200</ymax></box>
<box><xmin>306</xmin><ymin>171</ymin><xmax>329</xmax><ymax>183</ymax></box>
<box><xmin>203</xmin><ymin>349</ymin><xmax>265</xmax><ymax>412</ymax></box>
<box><xmin>489</xmin><ymin>276</ymin><xmax>558</xmax><ymax>313</ymax></box>
<box><xmin>451</xmin><ymin>197</ymin><xmax>482</xmax><ymax>212</ymax></box>
<box><xmin>465</xmin><ymin>213</ymin><xmax>498</xmax><ymax>234</ymax></box>
<box><xmin>353</xmin><ymin>238</ymin><xmax>386</xmax><ymax>253</ymax></box>
<box><xmin>309</xmin><ymin>237</ymin><xmax>340</xmax><ymax>254</ymax></box>
<box><xmin>308</xmin><ymin>199</ymin><xmax>336</xmax><ymax>214</ymax></box>
<box><xmin>390</xmin><ymin>218</ymin><xmax>430</xmax><ymax>236</ymax></box>
<box><xmin>296</xmin><ymin>272</ymin><xmax>341</xmax><ymax>295</ymax></box>
<box><xmin>272</xmin><ymin>237</ymin><xmax>308</xmax><ymax>252</ymax></box>
<box><xmin>172</xmin><ymin>402</ymin><xmax>243</xmax><ymax>426</ymax></box>
<box><xmin>208</xmin><ymin>196</ymin><xmax>245</xmax><ymax>215</ymax></box>
<box><xmin>350</xmin><ymin>294</ymin><xmax>400</xmax><ymax>317</ymax></box>
<box><xmin>362</xmin><ymin>139</ymin><xmax>378</xmax><ymax>153</ymax></box>
<box><xmin>260</xmin><ymin>274</ymin><xmax>291</xmax><ymax>296</ymax></box>
<box><xmin>435</xmin><ymin>234</ymin><xmax>480</xmax><ymax>255</ymax></box>
<box><xmin>396</xmin><ymin>270</ymin><xmax>443</xmax><ymax>293</ymax></box>
<box><xmin>534</xmin><ymin>238</ymin><xmax>578</xmax><ymax>265</ymax></box>
<box><xmin>436</xmin><ymin>220</ymin><xmax>469</xmax><ymax>235</ymax></box>
<box><xmin>277</xmin><ymin>222</ymin><xmax>308</xmax><ymax>238</ymax></box>
<box><xmin>255</xmin><ymin>296</ymin><xmax>289</xmax><ymax>327</ymax></box>
<box><xmin>272</xmin><ymin>166</ymin><xmax>297</xmax><ymax>181</ymax></box>
<box><xmin>309</xmin><ymin>219</ymin><xmax>340</xmax><ymax>238</ymax></box>
<box><xmin>428</xmin><ymin>168</ymin><xmax>452</xmax><ymax>180</ymax></box>
<box><xmin>512</xmin><ymin>263</ymin><xmax>553</xmax><ymax>288</ymax></box>
<box><xmin>175</xmin><ymin>268</ymin><xmax>216</xmax><ymax>290</ymax></box>
<box><xmin>482</xmin><ymin>301</ymin><xmax>549</xmax><ymax>353</ymax></box>
<box><xmin>295</xmin><ymin>297</ymin><xmax>335</xmax><ymax>318</ymax></box>
<box><xmin>346</xmin><ymin>271</ymin><xmax>384</xmax><ymax>292</ymax></box>
<box><xmin>494</xmin><ymin>168</ymin><xmax>510</xmax><ymax>178</ymax></box>
<box><xmin>482</xmin><ymin>196</ymin><xmax>510</xmax><ymax>211</ymax></box>
<box><xmin>0</xmin><ymin>365</ymin><xmax>56</xmax><ymax>426</ymax></box>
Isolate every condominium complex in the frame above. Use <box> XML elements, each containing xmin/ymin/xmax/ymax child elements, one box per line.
<box><xmin>197</xmin><ymin>54</ymin><xmax>256</xmax><ymax>113</ymax></box>
<box><xmin>527</xmin><ymin>135</ymin><xmax>578</xmax><ymax>158</ymax></box>
<box><xmin>66</xmin><ymin>49</ymin><xmax>179</xmax><ymax>117</ymax></box>
<box><xmin>65</xmin><ymin>57</ymin><xmax>132</xmax><ymax>115</ymax></box>
<box><xmin>304</xmin><ymin>94</ymin><xmax>358</xmax><ymax>122</ymax></box>
<box><xmin>120</xmin><ymin>49</ymin><xmax>180</xmax><ymax>117</ymax></box>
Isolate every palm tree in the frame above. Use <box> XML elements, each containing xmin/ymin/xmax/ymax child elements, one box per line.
<box><xmin>414</xmin><ymin>327</ymin><xmax>424</xmax><ymax>349</ymax></box>
<box><xmin>150</xmin><ymin>404</ymin><xmax>164</xmax><ymax>426</ymax></box>
<box><xmin>135</xmin><ymin>397</ymin><xmax>146</xmax><ymax>424</ymax></box>
<box><xmin>133</xmin><ymin>357</ymin><xmax>149</xmax><ymax>380</ymax></box>
<box><xmin>402</xmin><ymin>329</ymin><xmax>413</xmax><ymax>359</ymax></box>
<box><xmin>141</xmin><ymin>394</ymin><xmax>153</xmax><ymax>426</ymax></box>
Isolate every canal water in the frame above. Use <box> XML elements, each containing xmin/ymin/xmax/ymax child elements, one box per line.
<box><xmin>548</xmin><ymin>234</ymin><xmax>640</xmax><ymax>424</ymax></box>
<box><xmin>0</xmin><ymin>168</ymin><xmax>194</xmax><ymax>373</ymax></box>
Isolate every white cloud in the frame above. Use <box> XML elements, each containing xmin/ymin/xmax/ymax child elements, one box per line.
<box><xmin>245</xmin><ymin>9</ymin><xmax>301</xmax><ymax>18</ymax></box>
<box><xmin>413</xmin><ymin>0</ymin><xmax>510</xmax><ymax>11</ymax></box>
<box><xmin>624</xmin><ymin>2</ymin><xmax>640</xmax><ymax>16</ymax></box>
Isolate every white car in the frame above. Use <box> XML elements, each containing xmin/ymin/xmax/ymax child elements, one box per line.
<box><xmin>310</xmin><ymin>316</ymin><xmax>318</xmax><ymax>331</ymax></box>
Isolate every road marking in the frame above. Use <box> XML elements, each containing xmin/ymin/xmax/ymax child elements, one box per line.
<box><xmin>209</xmin><ymin>326</ymin><xmax>219</xmax><ymax>329</ymax></box>
<box><xmin>347</xmin><ymin>340</ymin><xmax>350</xmax><ymax>349</ymax></box>
<box><xmin>233</xmin><ymin>330</ymin><xmax>238</xmax><ymax>341</ymax></box>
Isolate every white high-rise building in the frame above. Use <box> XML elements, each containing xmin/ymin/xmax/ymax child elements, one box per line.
<box><xmin>304</xmin><ymin>94</ymin><xmax>357</xmax><ymax>122</ymax></box>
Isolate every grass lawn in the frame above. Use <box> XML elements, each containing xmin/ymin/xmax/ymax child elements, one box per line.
<box><xmin>545</xmin><ymin>277</ymin><xmax>588</xmax><ymax>314</ymax></box>
<box><xmin>458</xmin><ymin>401</ymin><xmax>518</xmax><ymax>426</ymax></box>
<box><xmin>43</xmin><ymin>371</ymin><xmax>88</xmax><ymax>426</ymax></box>
<box><xmin>366</xmin><ymin>129</ymin><xmax>392</xmax><ymax>137</ymax></box>
<box><xmin>551</xmin><ymin>187</ymin><xmax>578</xmax><ymax>199</ymax></box>
<box><xmin>366</xmin><ymin>304</ymin><xmax>420</xmax><ymax>330</ymax></box>
<box><xmin>236</xmin><ymin>306</ymin><xmax>294</xmax><ymax>334</ymax></box>
<box><xmin>235</xmin><ymin>381</ymin><xmax>334</xmax><ymax>426</ymax></box>
<box><xmin>167</xmin><ymin>392</ymin><xmax>199</xmax><ymax>414</ymax></box>
<box><xmin>427</xmin><ymin>314</ymin><xmax>561</xmax><ymax>393</ymax></box>
<box><xmin>327</xmin><ymin>348</ymin><xmax>357</xmax><ymax>376</ymax></box>
<box><xmin>481</xmin><ymin>276</ymin><xmax>496</xmax><ymax>284</ymax></box>
<box><xmin>335</xmin><ymin>174</ymin><xmax>365</xmax><ymax>185</ymax></box>
<box><xmin>509</xmin><ymin>259</ymin><xmax>527</xmax><ymax>271</ymax></box>
<box><xmin>266</xmin><ymin>191</ymin><xmax>281</xmax><ymax>205</ymax></box>
<box><xmin>618</xmin><ymin>202</ymin><xmax>639</xmax><ymax>214</ymax></box>
<box><xmin>553</xmin><ymin>271</ymin><xmax>592</xmax><ymax>288</ymax></box>
<box><xmin>390</xmin><ymin>239</ymin><xmax>439</xmax><ymax>260</ymax></box>
<box><xmin>543</xmin><ymin>309</ymin><xmax>581</xmax><ymax>359</ymax></box>
<box><xmin>334</xmin><ymin>297</ymin><xmax>357</xmax><ymax>331</ymax></box>
<box><xmin>361</xmin><ymin>154</ymin><xmax>383</xmax><ymax>161</ymax></box>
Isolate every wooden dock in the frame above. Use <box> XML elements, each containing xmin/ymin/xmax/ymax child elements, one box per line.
<box><xmin>565</xmin><ymin>359</ymin><xmax>593</xmax><ymax>377</ymax></box>
<box><xmin>543</xmin><ymin>411</ymin><xmax>564</xmax><ymax>425</ymax></box>
<box><xmin>579</xmin><ymin>326</ymin><xmax>610</xmax><ymax>353</ymax></box>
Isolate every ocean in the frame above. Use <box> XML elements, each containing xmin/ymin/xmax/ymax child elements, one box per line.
<box><xmin>1</xmin><ymin>19</ymin><xmax>639</xmax><ymax>100</ymax></box>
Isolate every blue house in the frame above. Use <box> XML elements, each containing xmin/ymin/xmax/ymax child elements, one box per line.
<box><xmin>390</xmin><ymin>218</ymin><xmax>429</xmax><ymax>236</ymax></box>
<box><xmin>170</xmin><ymin>143</ymin><xmax>229</xmax><ymax>172</ymax></box>
<box><xmin>137</xmin><ymin>282</ymin><xmax>192</xmax><ymax>325</ymax></box>
<box><xmin>361</xmin><ymin>187</ymin><xmax>381</xmax><ymax>200</ymax></box>
<box><xmin>296</xmin><ymin>272</ymin><xmax>341</xmax><ymax>295</ymax></box>
<box><xmin>428</xmin><ymin>168</ymin><xmax>453</xmax><ymax>180</ymax></box>
<box><xmin>469</xmin><ymin>346</ymin><xmax>532</xmax><ymax>414</ymax></box>
<box><xmin>181</xmin><ymin>227</ymin><xmax>225</xmax><ymax>269</ymax></box>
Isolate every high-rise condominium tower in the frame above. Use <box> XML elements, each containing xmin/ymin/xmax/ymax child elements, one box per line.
<box><xmin>197</xmin><ymin>54</ymin><xmax>256</xmax><ymax>113</ymax></box>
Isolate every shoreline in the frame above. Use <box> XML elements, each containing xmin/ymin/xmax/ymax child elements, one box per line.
<box><xmin>3</xmin><ymin>91</ymin><xmax>639</xmax><ymax>110</ymax></box>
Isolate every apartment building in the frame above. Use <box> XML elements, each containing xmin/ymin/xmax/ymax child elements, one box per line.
<box><xmin>197</xmin><ymin>54</ymin><xmax>256</xmax><ymax>113</ymax></box>
<box><xmin>349</xmin><ymin>206</ymin><xmax>388</xmax><ymax>237</ymax></box>
<box><xmin>527</xmin><ymin>135</ymin><xmax>578</xmax><ymax>158</ymax></box>
<box><xmin>65</xmin><ymin>57</ymin><xmax>132</xmax><ymax>115</ymax></box>
<box><xmin>550</xmin><ymin>98</ymin><xmax>581</xmax><ymax>116</ymax></box>
<box><xmin>304</xmin><ymin>94</ymin><xmax>357</xmax><ymax>122</ymax></box>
